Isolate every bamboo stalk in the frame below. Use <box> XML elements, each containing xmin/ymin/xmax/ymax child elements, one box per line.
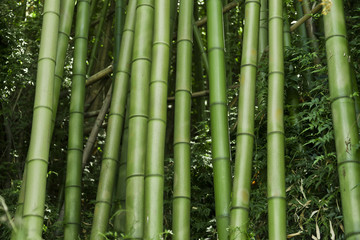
<box><xmin>143</xmin><ymin>1</ymin><xmax>171</xmax><ymax>239</ymax></box>
<box><xmin>125</xmin><ymin>0</ymin><xmax>154</xmax><ymax>238</ymax></box>
<box><xmin>89</xmin><ymin>0</ymin><xmax>137</xmax><ymax>238</ymax></box>
<box><xmin>21</xmin><ymin>0</ymin><xmax>60</xmax><ymax>238</ymax></box>
<box><xmin>207</xmin><ymin>0</ymin><xmax>232</xmax><ymax>238</ymax></box>
<box><xmin>230</xmin><ymin>0</ymin><xmax>260</xmax><ymax>239</ymax></box>
<box><xmin>64</xmin><ymin>0</ymin><xmax>91</xmax><ymax>238</ymax></box>
<box><xmin>172</xmin><ymin>0</ymin><xmax>193</xmax><ymax>239</ymax></box>
<box><xmin>324</xmin><ymin>0</ymin><xmax>360</xmax><ymax>238</ymax></box>
<box><xmin>267</xmin><ymin>0</ymin><xmax>286</xmax><ymax>238</ymax></box>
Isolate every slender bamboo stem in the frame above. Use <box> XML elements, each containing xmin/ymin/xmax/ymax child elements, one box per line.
<box><xmin>230</xmin><ymin>1</ymin><xmax>260</xmax><ymax>239</ymax></box>
<box><xmin>143</xmin><ymin>1</ymin><xmax>170</xmax><ymax>239</ymax></box>
<box><xmin>172</xmin><ymin>1</ymin><xmax>193</xmax><ymax>239</ymax></box>
<box><xmin>324</xmin><ymin>1</ymin><xmax>360</xmax><ymax>238</ymax></box>
<box><xmin>64</xmin><ymin>0</ymin><xmax>91</xmax><ymax>238</ymax></box>
<box><xmin>258</xmin><ymin>0</ymin><xmax>268</xmax><ymax>60</ymax></box>
<box><xmin>206</xmin><ymin>0</ymin><xmax>232</xmax><ymax>239</ymax></box>
<box><xmin>114</xmin><ymin>0</ymin><xmax>126</xmax><ymax>66</ymax></box>
<box><xmin>22</xmin><ymin>0</ymin><xmax>60</xmax><ymax>238</ymax></box>
<box><xmin>267</xmin><ymin>0</ymin><xmax>286</xmax><ymax>239</ymax></box>
<box><xmin>82</xmin><ymin>85</ymin><xmax>113</xmax><ymax>169</ymax></box>
<box><xmin>125</xmin><ymin>0</ymin><xmax>154</xmax><ymax>238</ymax></box>
<box><xmin>89</xmin><ymin>1</ymin><xmax>137</xmax><ymax>239</ymax></box>
<box><xmin>193</xmin><ymin>18</ymin><xmax>210</xmax><ymax>75</ymax></box>
<box><xmin>87</xmin><ymin>0</ymin><xmax>110</xmax><ymax>76</ymax></box>
<box><xmin>52</xmin><ymin>0</ymin><xmax>76</xmax><ymax>135</ymax></box>
<box><xmin>113</xmin><ymin>96</ymin><xmax>130</xmax><ymax>234</ymax></box>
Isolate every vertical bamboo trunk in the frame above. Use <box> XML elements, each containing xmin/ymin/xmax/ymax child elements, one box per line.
<box><xmin>89</xmin><ymin>1</ymin><xmax>137</xmax><ymax>239</ymax></box>
<box><xmin>323</xmin><ymin>1</ymin><xmax>360</xmax><ymax>239</ymax></box>
<box><xmin>87</xmin><ymin>0</ymin><xmax>110</xmax><ymax>76</ymax></box>
<box><xmin>125</xmin><ymin>0</ymin><xmax>154</xmax><ymax>238</ymax></box>
<box><xmin>230</xmin><ymin>1</ymin><xmax>260</xmax><ymax>239</ymax></box>
<box><xmin>193</xmin><ymin>19</ymin><xmax>210</xmax><ymax>75</ymax></box>
<box><xmin>206</xmin><ymin>0</ymin><xmax>232</xmax><ymax>239</ymax></box>
<box><xmin>258</xmin><ymin>0</ymin><xmax>268</xmax><ymax>60</ymax></box>
<box><xmin>113</xmin><ymin>98</ymin><xmax>130</xmax><ymax>233</ymax></box>
<box><xmin>172</xmin><ymin>1</ymin><xmax>193</xmax><ymax>239</ymax></box>
<box><xmin>21</xmin><ymin>0</ymin><xmax>60</xmax><ymax>238</ymax></box>
<box><xmin>64</xmin><ymin>0</ymin><xmax>91</xmax><ymax>238</ymax></box>
<box><xmin>114</xmin><ymin>0</ymin><xmax>126</xmax><ymax>66</ymax></box>
<box><xmin>52</xmin><ymin>0</ymin><xmax>76</xmax><ymax>135</ymax></box>
<box><xmin>143</xmin><ymin>2</ymin><xmax>170</xmax><ymax>239</ymax></box>
<box><xmin>283</xmin><ymin>10</ymin><xmax>291</xmax><ymax>48</ymax></box>
<box><xmin>267</xmin><ymin>0</ymin><xmax>286</xmax><ymax>239</ymax></box>
<box><xmin>302</xmin><ymin>0</ymin><xmax>320</xmax><ymax>65</ymax></box>
<box><xmin>294</xmin><ymin>0</ymin><xmax>312</xmax><ymax>90</ymax></box>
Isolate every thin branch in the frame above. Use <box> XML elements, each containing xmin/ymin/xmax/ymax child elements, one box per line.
<box><xmin>290</xmin><ymin>3</ymin><xmax>322</xmax><ymax>32</ymax></box>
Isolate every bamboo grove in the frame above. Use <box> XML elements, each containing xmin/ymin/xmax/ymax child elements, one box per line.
<box><xmin>2</xmin><ymin>0</ymin><xmax>360</xmax><ymax>239</ymax></box>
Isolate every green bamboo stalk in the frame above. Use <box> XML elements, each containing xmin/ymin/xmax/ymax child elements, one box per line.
<box><xmin>230</xmin><ymin>1</ymin><xmax>260</xmax><ymax>239</ymax></box>
<box><xmin>87</xmin><ymin>0</ymin><xmax>110</xmax><ymax>76</ymax></box>
<box><xmin>12</xmin><ymin>2</ymin><xmax>75</xmax><ymax>238</ymax></box>
<box><xmin>193</xmin><ymin>18</ymin><xmax>210</xmax><ymax>75</ymax></box>
<box><xmin>206</xmin><ymin>0</ymin><xmax>232</xmax><ymax>239</ymax></box>
<box><xmin>283</xmin><ymin>9</ymin><xmax>291</xmax><ymax>48</ymax></box>
<box><xmin>143</xmin><ymin>1</ymin><xmax>171</xmax><ymax>239</ymax></box>
<box><xmin>294</xmin><ymin>0</ymin><xmax>312</xmax><ymax>90</ymax></box>
<box><xmin>90</xmin><ymin>0</ymin><xmax>98</xmax><ymax>17</ymax></box>
<box><xmin>21</xmin><ymin>0</ymin><xmax>60</xmax><ymax>238</ymax></box>
<box><xmin>89</xmin><ymin>1</ymin><xmax>137</xmax><ymax>239</ymax></box>
<box><xmin>125</xmin><ymin>0</ymin><xmax>154</xmax><ymax>238</ymax></box>
<box><xmin>114</xmin><ymin>0</ymin><xmax>126</xmax><ymax>66</ymax></box>
<box><xmin>192</xmin><ymin>2</ymin><xmax>206</xmax><ymax>123</ymax></box>
<box><xmin>258</xmin><ymin>0</ymin><xmax>268</xmax><ymax>60</ymax></box>
<box><xmin>113</xmin><ymin>97</ymin><xmax>130</xmax><ymax>234</ymax></box>
<box><xmin>64</xmin><ymin>0</ymin><xmax>91</xmax><ymax>238</ymax></box>
<box><xmin>172</xmin><ymin>1</ymin><xmax>193</xmax><ymax>239</ymax></box>
<box><xmin>323</xmin><ymin>1</ymin><xmax>360</xmax><ymax>239</ymax></box>
<box><xmin>302</xmin><ymin>0</ymin><xmax>320</xmax><ymax>65</ymax></box>
<box><xmin>52</xmin><ymin>0</ymin><xmax>76</xmax><ymax>135</ymax></box>
<box><xmin>267</xmin><ymin>0</ymin><xmax>286</xmax><ymax>239</ymax></box>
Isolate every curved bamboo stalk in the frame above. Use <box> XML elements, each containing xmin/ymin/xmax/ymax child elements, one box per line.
<box><xmin>21</xmin><ymin>0</ymin><xmax>60</xmax><ymax>238</ymax></box>
<box><xmin>206</xmin><ymin>0</ymin><xmax>232</xmax><ymax>239</ymax></box>
<box><xmin>89</xmin><ymin>1</ymin><xmax>137</xmax><ymax>239</ymax></box>
<box><xmin>323</xmin><ymin>1</ymin><xmax>360</xmax><ymax>238</ymax></box>
<box><xmin>125</xmin><ymin>0</ymin><xmax>154</xmax><ymax>238</ymax></box>
<box><xmin>143</xmin><ymin>1</ymin><xmax>171</xmax><ymax>239</ymax></box>
<box><xmin>87</xmin><ymin>0</ymin><xmax>110</xmax><ymax>76</ymax></box>
<box><xmin>172</xmin><ymin>1</ymin><xmax>193</xmax><ymax>239</ymax></box>
<box><xmin>230</xmin><ymin>1</ymin><xmax>260</xmax><ymax>239</ymax></box>
<box><xmin>64</xmin><ymin>0</ymin><xmax>91</xmax><ymax>238</ymax></box>
<box><xmin>267</xmin><ymin>0</ymin><xmax>286</xmax><ymax>238</ymax></box>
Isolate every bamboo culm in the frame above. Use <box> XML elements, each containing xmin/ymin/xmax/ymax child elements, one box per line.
<box><xmin>89</xmin><ymin>0</ymin><xmax>137</xmax><ymax>239</ymax></box>
<box><xmin>125</xmin><ymin>0</ymin><xmax>154</xmax><ymax>238</ymax></box>
<box><xmin>206</xmin><ymin>0</ymin><xmax>232</xmax><ymax>239</ymax></box>
<box><xmin>64</xmin><ymin>0</ymin><xmax>91</xmax><ymax>238</ymax></box>
<box><xmin>267</xmin><ymin>0</ymin><xmax>286</xmax><ymax>238</ymax></box>
<box><xmin>230</xmin><ymin>0</ymin><xmax>260</xmax><ymax>239</ymax></box>
<box><xmin>172</xmin><ymin>0</ymin><xmax>193</xmax><ymax>239</ymax></box>
<box><xmin>22</xmin><ymin>0</ymin><xmax>60</xmax><ymax>238</ymax></box>
<box><xmin>323</xmin><ymin>0</ymin><xmax>360</xmax><ymax>238</ymax></box>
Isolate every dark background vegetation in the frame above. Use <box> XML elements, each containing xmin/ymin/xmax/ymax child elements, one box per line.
<box><xmin>1</xmin><ymin>0</ymin><xmax>360</xmax><ymax>239</ymax></box>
